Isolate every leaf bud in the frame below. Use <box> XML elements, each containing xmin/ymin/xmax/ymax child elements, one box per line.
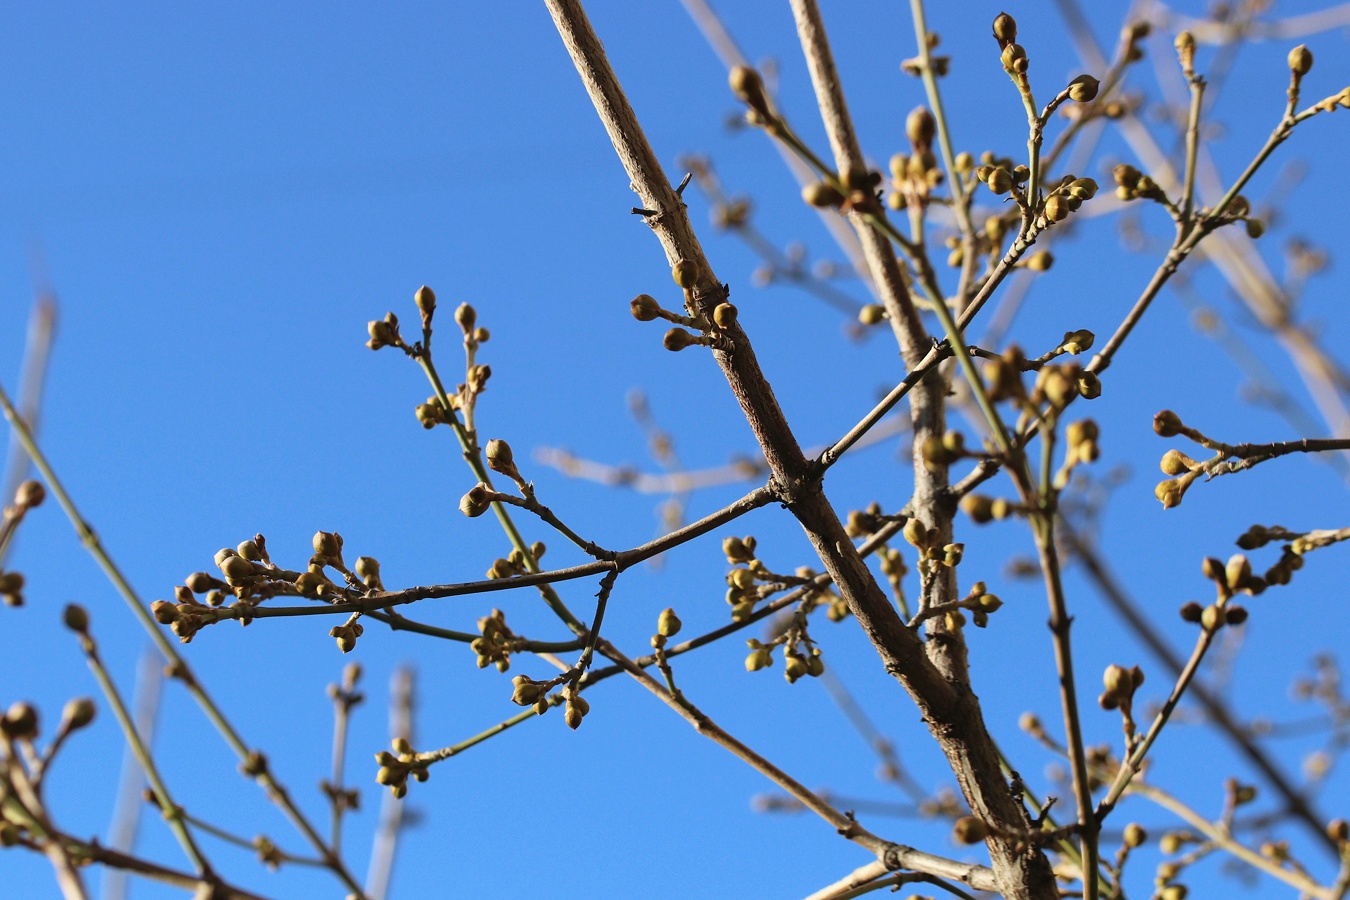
<box><xmin>1288</xmin><ymin>45</ymin><xmax>1313</xmax><ymax>77</ymax></box>
<box><xmin>459</xmin><ymin>483</ymin><xmax>492</xmax><ymax>518</ymax></box>
<box><xmin>657</xmin><ymin>607</ymin><xmax>682</xmax><ymax>638</ymax></box>
<box><xmin>630</xmin><ymin>294</ymin><xmax>662</xmax><ymax>322</ymax></box>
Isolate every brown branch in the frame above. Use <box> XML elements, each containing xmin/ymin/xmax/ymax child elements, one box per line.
<box><xmin>543</xmin><ymin>2</ymin><xmax>1055</xmax><ymax>898</ymax></box>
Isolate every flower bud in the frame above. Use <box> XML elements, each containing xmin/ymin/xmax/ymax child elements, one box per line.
<box><xmin>1068</xmin><ymin>74</ymin><xmax>1100</xmax><ymax>102</ymax></box>
<box><xmin>657</xmin><ymin>607</ymin><xmax>682</xmax><ymax>638</ymax></box>
<box><xmin>663</xmin><ymin>328</ymin><xmax>698</xmax><ymax>351</ymax></box>
<box><xmin>1288</xmin><ymin>45</ymin><xmax>1313</xmax><ymax>77</ymax></box>
<box><xmin>1153</xmin><ymin>410</ymin><xmax>1183</xmax><ymax>437</ymax></box>
<box><xmin>729</xmin><ymin>66</ymin><xmax>770</xmax><ymax>116</ymax></box>
<box><xmin>1159</xmin><ymin>449</ymin><xmax>1196</xmax><ymax>476</ymax></box>
<box><xmin>15</xmin><ymin>480</ymin><xmax>44</xmax><ymax>508</ymax></box>
<box><xmin>1044</xmin><ymin>194</ymin><xmax>1071</xmax><ymax>222</ymax></box>
<box><xmin>1123</xmin><ymin>823</ymin><xmax>1147</xmax><ymax>848</ymax></box>
<box><xmin>415</xmin><ymin>285</ymin><xmax>436</xmax><ymax>319</ymax></box>
<box><xmin>313</xmin><ymin>531</ymin><xmax>342</xmax><ymax>558</ymax></box>
<box><xmin>454</xmin><ymin>302</ymin><xmax>476</xmax><ymax>335</ymax></box>
<box><xmin>1</xmin><ymin>702</ymin><xmax>38</xmax><ymax>740</ymax></box>
<box><xmin>62</xmin><ymin>697</ymin><xmax>96</xmax><ymax>731</ymax></box>
<box><xmin>713</xmin><ymin>302</ymin><xmax>738</xmax><ymax>329</ymax></box>
<box><xmin>953</xmin><ymin>815</ymin><xmax>989</xmax><ymax>844</ymax></box>
<box><xmin>906</xmin><ymin>106</ymin><xmax>936</xmax><ymax>149</ymax></box>
<box><xmin>992</xmin><ymin>12</ymin><xmax>1017</xmax><ymax>47</ymax></box>
<box><xmin>858</xmin><ymin>304</ymin><xmax>887</xmax><ymax>326</ymax></box>
<box><xmin>672</xmin><ymin>259</ymin><xmax>700</xmax><ymax>289</ymax></box>
<box><xmin>459</xmin><ymin>483</ymin><xmax>492</xmax><ymax>518</ymax></box>
<box><xmin>630</xmin><ymin>294</ymin><xmax>662</xmax><ymax>322</ymax></box>
<box><xmin>986</xmin><ymin>167</ymin><xmax>1013</xmax><ymax>195</ymax></box>
<box><xmin>802</xmin><ymin>182</ymin><xmax>845</xmax><ymax>208</ymax></box>
<box><xmin>63</xmin><ymin>603</ymin><xmax>90</xmax><ymax>633</ymax></box>
<box><xmin>486</xmin><ymin>439</ymin><xmax>516</xmax><ymax>476</ymax></box>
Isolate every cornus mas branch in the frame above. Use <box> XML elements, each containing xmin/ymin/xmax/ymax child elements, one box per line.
<box><xmin>543</xmin><ymin>2</ymin><xmax>1056</xmax><ymax>897</ymax></box>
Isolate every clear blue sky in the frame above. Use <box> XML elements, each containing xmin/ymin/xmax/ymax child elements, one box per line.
<box><xmin>0</xmin><ymin>2</ymin><xmax>1347</xmax><ymax>897</ymax></box>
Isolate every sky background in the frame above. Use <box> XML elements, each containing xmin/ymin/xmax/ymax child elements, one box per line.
<box><xmin>0</xmin><ymin>1</ymin><xmax>1348</xmax><ymax>897</ymax></box>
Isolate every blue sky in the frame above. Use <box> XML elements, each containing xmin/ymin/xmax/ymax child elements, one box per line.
<box><xmin>0</xmin><ymin>2</ymin><xmax>1347</xmax><ymax>897</ymax></box>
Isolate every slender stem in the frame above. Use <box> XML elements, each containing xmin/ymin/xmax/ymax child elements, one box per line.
<box><xmin>601</xmin><ymin>640</ymin><xmax>1000</xmax><ymax>894</ymax></box>
<box><xmin>0</xmin><ymin>381</ymin><xmax>369</xmax><ymax>899</ymax></box>
<box><xmin>908</xmin><ymin>0</ymin><xmax>974</xmax><ymax>238</ymax></box>
<box><xmin>80</xmin><ymin>631</ymin><xmax>213</xmax><ymax>877</ymax></box>
<box><xmin>1032</xmin><ymin>518</ymin><xmax>1099</xmax><ymax>900</ymax></box>
<box><xmin>1179</xmin><ymin>75</ymin><xmax>1206</xmax><ymax>222</ymax></box>
<box><xmin>417</xmin><ymin>356</ymin><xmax>585</xmax><ymax>633</ymax></box>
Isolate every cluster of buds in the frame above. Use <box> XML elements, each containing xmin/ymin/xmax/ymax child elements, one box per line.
<box><xmin>1179</xmin><ymin>554</ymin><xmax>1258</xmax><ymax>630</ymax></box>
<box><xmin>975</xmin><ymin>162</ymin><xmax>1024</xmax><ymax>197</ymax></box>
<box><xmin>510</xmin><ymin>675</ymin><xmax>562</xmax><ymax>719</ymax></box>
<box><xmin>885</xmin><ymin>106</ymin><xmax>945</xmax><ymax>210</ymax></box>
<box><xmin>993</xmin><ymin>12</ymin><xmax>1029</xmax><ymax>88</ymax></box>
<box><xmin>563</xmin><ymin>687</ymin><xmax>590</xmax><ymax>730</ymax></box>
<box><xmin>959</xmin><ymin>493</ymin><xmax>1015</xmax><ymax>524</ymax></box>
<box><xmin>485</xmin><ymin>546</ymin><xmax>538</xmax><ymax>580</ymax></box>
<box><xmin>1065</xmin><ymin>419</ymin><xmax>1101</xmax><ymax>466</ymax></box>
<box><xmin>1099</xmin><ymin>663</ymin><xmax>1144</xmax><ymax>713</ymax></box>
<box><xmin>920</xmin><ymin>430</ymin><xmax>969</xmax><ymax>472</ymax></box>
<box><xmin>472</xmin><ymin>609</ymin><xmax>516</xmax><ymax>672</ymax></box>
<box><xmin>984</xmin><ymin>345</ymin><xmax>1097</xmax><ymax>407</ymax></box>
<box><xmin>899</xmin><ymin>32</ymin><xmax>950</xmax><ymax>78</ymax></box>
<box><xmin>152</xmin><ymin>590</ymin><xmax>214</xmax><ymax>643</ymax></box>
<box><xmin>844</xmin><ymin>504</ymin><xmax>885</xmax><ymax>538</ymax></box>
<box><xmin>745</xmin><ymin>638</ymin><xmax>774</xmax><ymax>672</ymax></box>
<box><xmin>0</xmin><ymin>481</ymin><xmax>45</xmax><ymax>606</ymax></box>
<box><xmin>1041</xmin><ymin>176</ymin><xmax>1098</xmax><ymax>225</ymax></box>
<box><xmin>963</xmin><ymin>582</ymin><xmax>1004</xmax><ymax>629</ymax></box>
<box><xmin>329</xmin><ymin>615</ymin><xmax>364</xmax><ymax>654</ymax></box>
<box><xmin>374</xmin><ymin>736</ymin><xmax>427</xmax><ymax>799</ymax></box>
<box><xmin>650</xmin><ymin>606</ymin><xmax>682</xmax><ymax>650</ymax></box>
<box><xmin>722</xmin><ymin>534</ymin><xmax>757</xmax><ymax>564</ymax></box>
<box><xmin>365</xmin><ymin>311</ymin><xmax>405</xmax><ymax>352</ymax></box>
<box><xmin>803</xmin><ymin>166</ymin><xmax>882</xmax><ymax>214</ymax></box>
<box><xmin>454</xmin><ymin>301</ymin><xmax>490</xmax><ymax>347</ymax></box>
<box><xmin>875</xmin><ymin>549</ymin><xmax>907</xmax><ymax>617</ymax></box>
<box><xmin>902</xmin><ymin>518</ymin><xmax>962</xmax><ymax>575</ymax></box>
<box><xmin>1112</xmin><ymin>164</ymin><xmax>1170</xmax><ymax>205</ymax></box>
<box><xmin>354</xmin><ymin>556</ymin><xmax>383</xmax><ymax>591</ymax></box>
<box><xmin>414</xmin><ymin>395</ymin><xmax>450</xmax><ymax>429</ymax></box>
<box><xmin>725</xmin><ymin>563</ymin><xmax>761</xmax><ymax>622</ymax></box>
<box><xmin>783</xmin><ymin>646</ymin><xmax>825</xmax><ymax>684</ymax></box>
